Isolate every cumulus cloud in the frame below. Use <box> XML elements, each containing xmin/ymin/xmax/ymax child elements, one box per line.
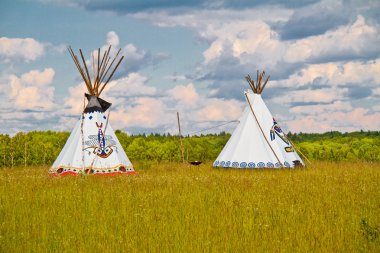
<box><xmin>270</xmin><ymin>59</ymin><xmax>380</xmax><ymax>89</ymax></box>
<box><xmin>277</xmin><ymin>0</ymin><xmax>351</xmax><ymax>40</ymax></box>
<box><xmin>274</xmin><ymin>88</ymin><xmax>346</xmax><ymax>105</ymax></box>
<box><xmin>284</xmin><ymin>15</ymin><xmax>380</xmax><ymax>63</ymax></box>
<box><xmin>61</xmin><ymin>73</ymin><xmax>244</xmax><ymax>134</ymax></box>
<box><xmin>97</xmin><ymin>11</ymin><xmax>379</xmax><ymax>134</ymax></box>
<box><xmin>130</xmin><ymin>5</ymin><xmax>379</xmax><ymax>95</ymax></box>
<box><xmin>0</xmin><ymin>68</ymin><xmax>59</xmax><ymax>134</ymax></box>
<box><xmin>0</xmin><ymin>37</ymin><xmax>65</xmax><ymax>63</ymax></box>
<box><xmin>168</xmin><ymin>83</ymin><xmax>199</xmax><ymax>106</ymax></box>
<box><xmin>194</xmin><ymin>98</ymin><xmax>242</xmax><ymax>122</ymax></box>
<box><xmin>63</xmin><ymin>82</ymin><xmax>87</xmax><ymax>115</ymax></box>
<box><xmin>9</xmin><ymin>68</ymin><xmax>56</xmax><ymax>110</ymax></box>
<box><xmin>106</xmin><ymin>31</ymin><xmax>120</xmax><ymax>46</ymax></box>
<box><xmin>107</xmin><ymin>73</ymin><xmax>157</xmax><ymax>98</ymax></box>
<box><xmin>0</xmin><ymin>37</ymin><xmax>45</xmax><ymax>62</ymax></box>
<box><xmin>89</xmin><ymin>31</ymin><xmax>169</xmax><ymax>76</ymax></box>
<box><xmin>287</xmin><ymin>108</ymin><xmax>380</xmax><ymax>133</ymax></box>
<box><xmin>6</xmin><ymin>1</ymin><xmax>380</xmax><ymax>134</ymax></box>
<box><xmin>111</xmin><ymin>97</ymin><xmax>170</xmax><ymax>129</ymax></box>
<box><xmin>281</xmin><ymin>0</ymin><xmax>380</xmax><ymax>39</ymax></box>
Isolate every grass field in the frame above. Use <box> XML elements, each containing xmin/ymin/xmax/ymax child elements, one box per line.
<box><xmin>1</xmin><ymin>162</ymin><xmax>379</xmax><ymax>252</ymax></box>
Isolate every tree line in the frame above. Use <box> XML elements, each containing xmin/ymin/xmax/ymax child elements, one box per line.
<box><xmin>0</xmin><ymin>130</ymin><xmax>379</xmax><ymax>167</ymax></box>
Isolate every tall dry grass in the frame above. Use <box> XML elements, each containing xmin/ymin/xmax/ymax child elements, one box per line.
<box><xmin>0</xmin><ymin>161</ymin><xmax>379</xmax><ymax>252</ymax></box>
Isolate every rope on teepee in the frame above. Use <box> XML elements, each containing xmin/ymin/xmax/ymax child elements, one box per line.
<box><xmin>103</xmin><ymin>106</ymin><xmax>111</xmax><ymax>134</ymax></box>
<box><xmin>81</xmin><ymin>94</ymin><xmax>86</xmax><ymax>174</ymax></box>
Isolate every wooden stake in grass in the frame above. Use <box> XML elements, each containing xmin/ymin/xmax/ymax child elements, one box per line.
<box><xmin>177</xmin><ymin>112</ymin><xmax>185</xmax><ymax>163</ymax></box>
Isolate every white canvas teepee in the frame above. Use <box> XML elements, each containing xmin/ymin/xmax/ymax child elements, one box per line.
<box><xmin>50</xmin><ymin>46</ymin><xmax>135</xmax><ymax>176</ymax></box>
<box><xmin>213</xmin><ymin>71</ymin><xmax>304</xmax><ymax>169</ymax></box>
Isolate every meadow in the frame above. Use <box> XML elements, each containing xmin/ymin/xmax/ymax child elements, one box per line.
<box><xmin>0</xmin><ymin>161</ymin><xmax>379</xmax><ymax>252</ymax></box>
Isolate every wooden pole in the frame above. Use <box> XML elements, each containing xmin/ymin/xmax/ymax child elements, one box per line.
<box><xmin>259</xmin><ymin>75</ymin><xmax>270</xmax><ymax>94</ymax></box>
<box><xmin>92</xmin><ymin>52</ymin><xmax>95</xmax><ymax>88</ymax></box>
<box><xmin>99</xmin><ymin>48</ymin><xmax>121</xmax><ymax>86</ymax></box>
<box><xmin>79</xmin><ymin>49</ymin><xmax>93</xmax><ymax>93</ymax></box>
<box><xmin>245</xmin><ymin>75</ymin><xmax>256</xmax><ymax>93</ymax></box>
<box><xmin>68</xmin><ymin>47</ymin><xmax>93</xmax><ymax>94</ymax></box>
<box><xmin>96</xmin><ymin>46</ymin><xmax>112</xmax><ymax>90</ymax></box>
<box><xmin>177</xmin><ymin>112</ymin><xmax>185</xmax><ymax>163</ymax></box>
<box><xmin>94</xmin><ymin>48</ymin><xmax>108</xmax><ymax>91</ymax></box>
<box><xmin>98</xmin><ymin>55</ymin><xmax>124</xmax><ymax>96</ymax></box>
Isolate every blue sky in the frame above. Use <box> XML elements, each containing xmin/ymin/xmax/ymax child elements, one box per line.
<box><xmin>1</xmin><ymin>0</ymin><xmax>379</xmax><ymax>135</ymax></box>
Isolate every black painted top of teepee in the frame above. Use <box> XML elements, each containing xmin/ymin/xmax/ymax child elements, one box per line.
<box><xmin>84</xmin><ymin>93</ymin><xmax>112</xmax><ymax>113</ymax></box>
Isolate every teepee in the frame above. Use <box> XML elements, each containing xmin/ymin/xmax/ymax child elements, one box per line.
<box><xmin>213</xmin><ymin>70</ymin><xmax>304</xmax><ymax>169</ymax></box>
<box><xmin>50</xmin><ymin>46</ymin><xmax>135</xmax><ymax>176</ymax></box>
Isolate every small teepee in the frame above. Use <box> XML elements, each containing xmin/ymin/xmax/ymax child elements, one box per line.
<box><xmin>50</xmin><ymin>46</ymin><xmax>135</xmax><ymax>176</ymax></box>
<box><xmin>213</xmin><ymin>70</ymin><xmax>304</xmax><ymax>169</ymax></box>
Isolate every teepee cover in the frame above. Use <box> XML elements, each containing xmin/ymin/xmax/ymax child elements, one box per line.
<box><xmin>213</xmin><ymin>71</ymin><xmax>304</xmax><ymax>169</ymax></box>
<box><xmin>50</xmin><ymin>46</ymin><xmax>135</xmax><ymax>176</ymax></box>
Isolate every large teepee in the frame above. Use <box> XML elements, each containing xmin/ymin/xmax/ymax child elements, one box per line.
<box><xmin>50</xmin><ymin>46</ymin><xmax>135</xmax><ymax>176</ymax></box>
<box><xmin>213</xmin><ymin>71</ymin><xmax>304</xmax><ymax>169</ymax></box>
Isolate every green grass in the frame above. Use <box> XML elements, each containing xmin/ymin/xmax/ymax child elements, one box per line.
<box><xmin>1</xmin><ymin>162</ymin><xmax>379</xmax><ymax>252</ymax></box>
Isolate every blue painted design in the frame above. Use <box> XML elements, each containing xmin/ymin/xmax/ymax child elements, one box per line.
<box><xmin>267</xmin><ymin>162</ymin><xmax>274</xmax><ymax>168</ymax></box>
<box><xmin>103</xmin><ymin>115</ymin><xmax>106</xmax><ymax>119</ymax></box>
<box><xmin>232</xmin><ymin>162</ymin><xmax>239</xmax><ymax>168</ymax></box>
<box><xmin>214</xmin><ymin>161</ymin><xmax>219</xmax><ymax>166</ymax></box>
<box><xmin>240</xmin><ymin>162</ymin><xmax>247</xmax><ymax>168</ymax></box>
<box><xmin>275</xmin><ymin>162</ymin><xmax>282</xmax><ymax>168</ymax></box>
<box><xmin>225</xmin><ymin>161</ymin><xmax>231</xmax><ymax>167</ymax></box>
<box><xmin>284</xmin><ymin>161</ymin><xmax>291</xmax><ymax>167</ymax></box>
<box><xmin>248</xmin><ymin>162</ymin><xmax>255</xmax><ymax>168</ymax></box>
<box><xmin>220</xmin><ymin>161</ymin><xmax>225</xmax><ymax>167</ymax></box>
<box><xmin>89</xmin><ymin>115</ymin><xmax>93</xmax><ymax>120</ymax></box>
<box><xmin>257</xmin><ymin>162</ymin><xmax>265</xmax><ymax>168</ymax></box>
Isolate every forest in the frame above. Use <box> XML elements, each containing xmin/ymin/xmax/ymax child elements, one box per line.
<box><xmin>0</xmin><ymin>130</ymin><xmax>379</xmax><ymax>167</ymax></box>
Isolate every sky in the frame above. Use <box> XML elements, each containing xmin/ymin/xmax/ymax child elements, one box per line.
<box><xmin>1</xmin><ymin>0</ymin><xmax>379</xmax><ymax>135</ymax></box>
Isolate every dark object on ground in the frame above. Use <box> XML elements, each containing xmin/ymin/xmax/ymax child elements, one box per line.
<box><xmin>190</xmin><ymin>161</ymin><xmax>202</xmax><ymax>166</ymax></box>
<box><xmin>293</xmin><ymin>160</ymin><xmax>303</xmax><ymax>168</ymax></box>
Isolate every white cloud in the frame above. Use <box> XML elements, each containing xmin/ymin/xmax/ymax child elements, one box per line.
<box><xmin>63</xmin><ymin>82</ymin><xmax>87</xmax><ymax>115</ymax></box>
<box><xmin>287</xmin><ymin>108</ymin><xmax>380</xmax><ymax>133</ymax></box>
<box><xmin>9</xmin><ymin>68</ymin><xmax>56</xmax><ymax>110</ymax></box>
<box><xmin>106</xmin><ymin>31</ymin><xmax>120</xmax><ymax>47</ymax></box>
<box><xmin>0</xmin><ymin>37</ymin><xmax>45</xmax><ymax>62</ymax></box>
<box><xmin>106</xmin><ymin>72</ymin><xmax>157</xmax><ymax>98</ymax></box>
<box><xmin>202</xmin><ymin>20</ymin><xmax>284</xmax><ymax>66</ymax></box>
<box><xmin>270</xmin><ymin>88</ymin><xmax>346</xmax><ymax>105</ymax></box>
<box><xmin>62</xmin><ymin>73</ymin><xmax>244</xmax><ymax>134</ymax></box>
<box><xmin>373</xmin><ymin>87</ymin><xmax>380</xmax><ymax>96</ymax></box>
<box><xmin>89</xmin><ymin>31</ymin><xmax>167</xmax><ymax>75</ymax></box>
<box><xmin>111</xmin><ymin>97</ymin><xmax>171</xmax><ymax>129</ymax></box>
<box><xmin>0</xmin><ymin>68</ymin><xmax>59</xmax><ymax>134</ymax></box>
<box><xmin>131</xmin><ymin>8</ymin><xmax>293</xmax><ymax>28</ymax></box>
<box><xmin>3</xmin><ymin>4</ymin><xmax>380</xmax><ymax>134</ymax></box>
<box><xmin>194</xmin><ymin>98</ymin><xmax>242</xmax><ymax>122</ymax></box>
<box><xmin>168</xmin><ymin>83</ymin><xmax>199</xmax><ymax>106</ymax></box>
<box><xmin>284</xmin><ymin>15</ymin><xmax>380</xmax><ymax>63</ymax></box>
<box><xmin>270</xmin><ymin>59</ymin><xmax>380</xmax><ymax>88</ymax></box>
<box><xmin>289</xmin><ymin>100</ymin><xmax>352</xmax><ymax>116</ymax></box>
